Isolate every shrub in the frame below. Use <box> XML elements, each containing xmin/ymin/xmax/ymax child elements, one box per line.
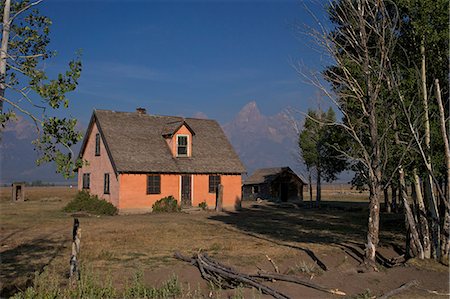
<box><xmin>63</xmin><ymin>191</ymin><xmax>118</xmax><ymax>216</ymax></box>
<box><xmin>198</xmin><ymin>201</ymin><xmax>208</xmax><ymax>210</ymax></box>
<box><xmin>152</xmin><ymin>196</ymin><xmax>180</xmax><ymax>213</ymax></box>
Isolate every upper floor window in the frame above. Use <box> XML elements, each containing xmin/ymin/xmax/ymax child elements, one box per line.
<box><xmin>209</xmin><ymin>175</ymin><xmax>221</xmax><ymax>193</ymax></box>
<box><xmin>95</xmin><ymin>133</ymin><xmax>101</xmax><ymax>156</ymax></box>
<box><xmin>177</xmin><ymin>135</ymin><xmax>188</xmax><ymax>157</ymax></box>
<box><xmin>104</xmin><ymin>173</ymin><xmax>110</xmax><ymax>194</ymax></box>
<box><xmin>82</xmin><ymin>173</ymin><xmax>90</xmax><ymax>189</ymax></box>
<box><xmin>147</xmin><ymin>175</ymin><xmax>161</xmax><ymax>194</ymax></box>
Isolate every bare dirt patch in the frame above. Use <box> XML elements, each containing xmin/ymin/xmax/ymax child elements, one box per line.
<box><xmin>0</xmin><ymin>186</ymin><xmax>448</xmax><ymax>298</ymax></box>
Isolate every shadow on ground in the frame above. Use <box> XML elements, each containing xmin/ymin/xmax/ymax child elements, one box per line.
<box><xmin>0</xmin><ymin>236</ymin><xmax>67</xmax><ymax>297</ymax></box>
<box><xmin>209</xmin><ymin>200</ymin><xmax>406</xmax><ymax>269</ymax></box>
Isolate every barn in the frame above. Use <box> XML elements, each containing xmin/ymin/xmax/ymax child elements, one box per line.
<box><xmin>242</xmin><ymin>167</ymin><xmax>306</xmax><ymax>202</ymax></box>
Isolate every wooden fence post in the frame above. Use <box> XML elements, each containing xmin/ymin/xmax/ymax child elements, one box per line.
<box><xmin>70</xmin><ymin>218</ymin><xmax>81</xmax><ymax>280</ymax></box>
<box><xmin>215</xmin><ymin>184</ymin><xmax>223</xmax><ymax>212</ymax></box>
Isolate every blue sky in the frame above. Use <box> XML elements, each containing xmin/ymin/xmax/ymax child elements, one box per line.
<box><xmin>35</xmin><ymin>0</ymin><xmax>331</xmax><ymax>125</ymax></box>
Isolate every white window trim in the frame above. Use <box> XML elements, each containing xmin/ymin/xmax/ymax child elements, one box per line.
<box><xmin>176</xmin><ymin>134</ymin><xmax>189</xmax><ymax>157</ymax></box>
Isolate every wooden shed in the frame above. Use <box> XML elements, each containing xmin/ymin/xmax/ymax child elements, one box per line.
<box><xmin>12</xmin><ymin>182</ymin><xmax>25</xmax><ymax>201</ymax></box>
<box><xmin>242</xmin><ymin>167</ymin><xmax>306</xmax><ymax>202</ymax></box>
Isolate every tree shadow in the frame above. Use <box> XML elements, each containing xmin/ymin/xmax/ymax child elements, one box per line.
<box><xmin>209</xmin><ymin>200</ymin><xmax>405</xmax><ymax>269</ymax></box>
<box><xmin>0</xmin><ymin>236</ymin><xmax>68</xmax><ymax>297</ymax></box>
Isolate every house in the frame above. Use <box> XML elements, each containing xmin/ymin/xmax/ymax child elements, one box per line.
<box><xmin>77</xmin><ymin>108</ymin><xmax>246</xmax><ymax>214</ymax></box>
<box><xmin>242</xmin><ymin>167</ymin><xmax>306</xmax><ymax>202</ymax></box>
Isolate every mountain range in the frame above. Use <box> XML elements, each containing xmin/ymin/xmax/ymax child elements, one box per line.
<box><xmin>0</xmin><ymin>102</ymin><xmax>303</xmax><ymax>184</ymax></box>
<box><xmin>223</xmin><ymin>101</ymin><xmax>301</xmax><ymax>177</ymax></box>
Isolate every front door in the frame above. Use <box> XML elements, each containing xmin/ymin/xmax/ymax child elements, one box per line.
<box><xmin>181</xmin><ymin>175</ymin><xmax>192</xmax><ymax>208</ymax></box>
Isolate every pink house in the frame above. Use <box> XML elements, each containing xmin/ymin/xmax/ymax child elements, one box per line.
<box><xmin>77</xmin><ymin>108</ymin><xmax>246</xmax><ymax>214</ymax></box>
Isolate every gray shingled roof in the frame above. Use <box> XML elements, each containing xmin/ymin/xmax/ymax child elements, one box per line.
<box><xmin>243</xmin><ymin>167</ymin><xmax>306</xmax><ymax>185</ymax></box>
<box><xmin>81</xmin><ymin>110</ymin><xmax>246</xmax><ymax>174</ymax></box>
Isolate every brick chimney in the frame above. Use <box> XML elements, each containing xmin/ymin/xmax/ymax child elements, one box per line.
<box><xmin>136</xmin><ymin>107</ymin><xmax>146</xmax><ymax>115</ymax></box>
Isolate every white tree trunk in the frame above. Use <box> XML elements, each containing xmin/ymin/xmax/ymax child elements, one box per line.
<box><xmin>420</xmin><ymin>38</ymin><xmax>440</xmax><ymax>259</ymax></box>
<box><xmin>0</xmin><ymin>0</ymin><xmax>11</xmax><ymax>114</ymax></box>
<box><xmin>435</xmin><ymin>79</ymin><xmax>450</xmax><ymax>265</ymax></box>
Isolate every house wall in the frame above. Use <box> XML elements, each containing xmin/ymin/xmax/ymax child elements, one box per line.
<box><xmin>118</xmin><ymin>173</ymin><xmax>242</xmax><ymax>213</ymax></box>
<box><xmin>118</xmin><ymin>173</ymin><xmax>179</xmax><ymax>213</ymax></box>
<box><xmin>192</xmin><ymin>174</ymin><xmax>242</xmax><ymax>209</ymax></box>
<box><xmin>78</xmin><ymin>121</ymin><xmax>119</xmax><ymax>206</ymax></box>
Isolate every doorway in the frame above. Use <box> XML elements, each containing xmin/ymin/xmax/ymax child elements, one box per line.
<box><xmin>181</xmin><ymin>175</ymin><xmax>192</xmax><ymax>208</ymax></box>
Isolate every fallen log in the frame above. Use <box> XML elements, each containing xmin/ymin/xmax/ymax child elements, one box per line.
<box><xmin>378</xmin><ymin>280</ymin><xmax>418</xmax><ymax>299</ymax></box>
<box><xmin>250</xmin><ymin>272</ymin><xmax>346</xmax><ymax>296</ymax></box>
<box><xmin>174</xmin><ymin>252</ymin><xmax>290</xmax><ymax>299</ymax></box>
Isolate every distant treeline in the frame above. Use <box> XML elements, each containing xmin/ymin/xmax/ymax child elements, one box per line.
<box><xmin>1</xmin><ymin>180</ymin><xmax>77</xmax><ymax>187</ymax></box>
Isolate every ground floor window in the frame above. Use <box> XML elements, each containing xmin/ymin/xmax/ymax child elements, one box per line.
<box><xmin>104</xmin><ymin>173</ymin><xmax>110</xmax><ymax>194</ymax></box>
<box><xmin>82</xmin><ymin>173</ymin><xmax>90</xmax><ymax>189</ymax></box>
<box><xmin>209</xmin><ymin>175</ymin><xmax>221</xmax><ymax>193</ymax></box>
<box><xmin>147</xmin><ymin>174</ymin><xmax>161</xmax><ymax>194</ymax></box>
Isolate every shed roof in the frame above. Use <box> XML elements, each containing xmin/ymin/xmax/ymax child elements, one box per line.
<box><xmin>79</xmin><ymin>110</ymin><xmax>246</xmax><ymax>174</ymax></box>
<box><xmin>243</xmin><ymin>167</ymin><xmax>306</xmax><ymax>185</ymax></box>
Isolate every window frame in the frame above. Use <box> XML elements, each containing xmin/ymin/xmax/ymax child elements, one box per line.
<box><xmin>176</xmin><ymin>135</ymin><xmax>189</xmax><ymax>157</ymax></box>
<box><xmin>95</xmin><ymin>133</ymin><xmax>101</xmax><ymax>156</ymax></box>
<box><xmin>147</xmin><ymin>174</ymin><xmax>161</xmax><ymax>194</ymax></box>
<box><xmin>104</xmin><ymin>173</ymin><xmax>110</xmax><ymax>194</ymax></box>
<box><xmin>208</xmin><ymin>175</ymin><xmax>221</xmax><ymax>193</ymax></box>
<box><xmin>82</xmin><ymin>173</ymin><xmax>90</xmax><ymax>189</ymax></box>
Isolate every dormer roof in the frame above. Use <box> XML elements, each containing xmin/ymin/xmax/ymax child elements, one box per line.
<box><xmin>161</xmin><ymin>119</ymin><xmax>195</xmax><ymax>138</ymax></box>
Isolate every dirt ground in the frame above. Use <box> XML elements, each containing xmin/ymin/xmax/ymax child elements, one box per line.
<box><xmin>0</xmin><ymin>186</ymin><xmax>448</xmax><ymax>298</ymax></box>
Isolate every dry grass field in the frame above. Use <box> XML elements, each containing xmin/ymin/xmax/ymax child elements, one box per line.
<box><xmin>0</xmin><ymin>186</ymin><xmax>448</xmax><ymax>298</ymax></box>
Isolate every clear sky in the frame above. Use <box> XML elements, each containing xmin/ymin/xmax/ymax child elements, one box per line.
<box><xmin>35</xmin><ymin>0</ymin><xmax>330</xmax><ymax>126</ymax></box>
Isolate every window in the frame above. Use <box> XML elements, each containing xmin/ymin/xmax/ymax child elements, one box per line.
<box><xmin>252</xmin><ymin>185</ymin><xmax>259</xmax><ymax>194</ymax></box>
<box><xmin>82</xmin><ymin>173</ymin><xmax>90</xmax><ymax>189</ymax></box>
<box><xmin>177</xmin><ymin>135</ymin><xmax>188</xmax><ymax>156</ymax></box>
<box><xmin>147</xmin><ymin>175</ymin><xmax>161</xmax><ymax>194</ymax></box>
<box><xmin>209</xmin><ymin>175</ymin><xmax>221</xmax><ymax>193</ymax></box>
<box><xmin>104</xmin><ymin>173</ymin><xmax>110</xmax><ymax>194</ymax></box>
<box><xmin>95</xmin><ymin>133</ymin><xmax>101</xmax><ymax>156</ymax></box>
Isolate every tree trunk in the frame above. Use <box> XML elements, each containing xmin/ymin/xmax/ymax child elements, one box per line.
<box><xmin>391</xmin><ymin>185</ymin><xmax>397</xmax><ymax>213</ymax></box>
<box><xmin>316</xmin><ymin>168</ymin><xmax>321</xmax><ymax>207</ymax></box>
<box><xmin>365</xmin><ymin>178</ymin><xmax>381</xmax><ymax>269</ymax></box>
<box><xmin>413</xmin><ymin>168</ymin><xmax>431</xmax><ymax>259</ymax></box>
<box><xmin>435</xmin><ymin>79</ymin><xmax>450</xmax><ymax>265</ymax></box>
<box><xmin>420</xmin><ymin>38</ymin><xmax>440</xmax><ymax>260</ymax></box>
<box><xmin>384</xmin><ymin>187</ymin><xmax>391</xmax><ymax>213</ymax></box>
<box><xmin>0</xmin><ymin>0</ymin><xmax>11</xmax><ymax>114</ymax></box>
<box><xmin>400</xmin><ymin>167</ymin><xmax>424</xmax><ymax>259</ymax></box>
<box><xmin>308</xmin><ymin>171</ymin><xmax>313</xmax><ymax>204</ymax></box>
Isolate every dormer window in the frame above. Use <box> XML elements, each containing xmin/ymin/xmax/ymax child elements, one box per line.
<box><xmin>177</xmin><ymin>135</ymin><xmax>188</xmax><ymax>157</ymax></box>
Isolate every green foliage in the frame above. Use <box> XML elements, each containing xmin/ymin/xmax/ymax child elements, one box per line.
<box><xmin>0</xmin><ymin>0</ymin><xmax>83</xmax><ymax>178</ymax></box>
<box><xmin>198</xmin><ymin>201</ymin><xmax>208</xmax><ymax>210</ymax></box>
<box><xmin>299</xmin><ymin>108</ymin><xmax>348</xmax><ymax>183</ymax></box>
<box><xmin>10</xmin><ymin>267</ymin><xmax>181</xmax><ymax>299</ymax></box>
<box><xmin>152</xmin><ymin>196</ymin><xmax>181</xmax><ymax>213</ymax></box>
<box><xmin>123</xmin><ymin>272</ymin><xmax>181</xmax><ymax>299</ymax></box>
<box><xmin>63</xmin><ymin>191</ymin><xmax>118</xmax><ymax>216</ymax></box>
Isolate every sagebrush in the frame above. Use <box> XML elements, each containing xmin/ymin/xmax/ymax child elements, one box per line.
<box><xmin>152</xmin><ymin>196</ymin><xmax>181</xmax><ymax>213</ymax></box>
<box><xmin>63</xmin><ymin>191</ymin><xmax>118</xmax><ymax>215</ymax></box>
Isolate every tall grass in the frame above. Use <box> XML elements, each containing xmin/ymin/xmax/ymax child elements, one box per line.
<box><xmin>10</xmin><ymin>266</ymin><xmax>181</xmax><ymax>299</ymax></box>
